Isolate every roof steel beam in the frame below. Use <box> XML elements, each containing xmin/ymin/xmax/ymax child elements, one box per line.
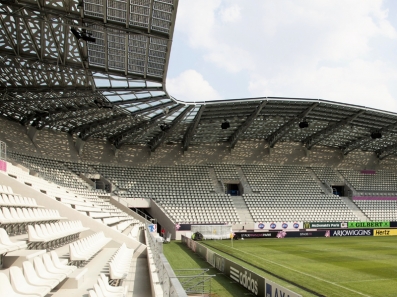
<box><xmin>342</xmin><ymin>121</ymin><xmax>397</xmax><ymax>155</ymax></box>
<box><xmin>182</xmin><ymin>105</ymin><xmax>205</xmax><ymax>151</ymax></box>
<box><xmin>69</xmin><ymin>113</ymin><xmax>128</xmax><ymax>134</ymax></box>
<box><xmin>127</xmin><ymin>101</ymin><xmax>175</xmax><ymax>116</ymax></box>
<box><xmin>97</xmin><ymin>86</ymin><xmax>165</xmax><ymax>93</ymax></box>
<box><xmin>303</xmin><ymin>110</ymin><xmax>365</xmax><ymax>150</ymax></box>
<box><xmin>110</xmin><ymin>95</ymin><xmax>169</xmax><ymax>106</ymax></box>
<box><xmin>0</xmin><ymin>86</ymin><xmax>94</xmax><ymax>93</ymax></box>
<box><xmin>376</xmin><ymin>142</ymin><xmax>397</xmax><ymax>160</ymax></box>
<box><xmin>83</xmin><ymin>116</ymin><xmax>136</xmax><ymax>140</ymax></box>
<box><xmin>0</xmin><ymin>0</ymin><xmax>171</xmax><ymax>40</ymax></box>
<box><xmin>266</xmin><ymin>103</ymin><xmax>318</xmax><ymax>148</ymax></box>
<box><xmin>32</xmin><ymin>105</ymin><xmax>100</xmax><ymax>129</ymax></box>
<box><xmin>341</xmin><ymin>136</ymin><xmax>369</xmax><ymax>155</ymax></box>
<box><xmin>229</xmin><ymin>101</ymin><xmax>267</xmax><ymax>149</ymax></box>
<box><xmin>149</xmin><ymin>105</ymin><xmax>194</xmax><ymax>152</ymax></box>
<box><xmin>110</xmin><ymin>104</ymin><xmax>183</xmax><ymax>148</ymax></box>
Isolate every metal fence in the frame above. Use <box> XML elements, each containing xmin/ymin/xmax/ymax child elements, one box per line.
<box><xmin>174</xmin><ymin>269</ymin><xmax>214</xmax><ymax>296</ymax></box>
<box><xmin>145</xmin><ymin>226</ymin><xmax>188</xmax><ymax>297</ymax></box>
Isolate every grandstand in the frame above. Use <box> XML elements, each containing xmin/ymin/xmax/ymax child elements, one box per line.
<box><xmin>1</xmin><ymin>0</ymin><xmax>397</xmax><ymax>296</ymax></box>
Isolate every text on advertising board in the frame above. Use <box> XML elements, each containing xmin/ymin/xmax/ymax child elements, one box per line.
<box><xmin>373</xmin><ymin>229</ymin><xmax>397</xmax><ymax>236</ymax></box>
<box><xmin>348</xmin><ymin>221</ymin><xmax>390</xmax><ymax>228</ymax></box>
<box><xmin>331</xmin><ymin>229</ymin><xmax>373</xmax><ymax>236</ymax></box>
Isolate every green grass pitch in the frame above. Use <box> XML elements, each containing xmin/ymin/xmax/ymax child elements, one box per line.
<box><xmin>200</xmin><ymin>236</ymin><xmax>397</xmax><ymax>297</ymax></box>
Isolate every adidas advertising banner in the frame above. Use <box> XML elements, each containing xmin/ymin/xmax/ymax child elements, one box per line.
<box><xmin>255</xmin><ymin>222</ymin><xmax>303</xmax><ymax>230</ymax></box>
<box><xmin>181</xmin><ymin>236</ymin><xmax>302</xmax><ymax>297</ymax></box>
<box><xmin>265</xmin><ymin>279</ymin><xmax>302</xmax><ymax>297</ymax></box>
<box><xmin>373</xmin><ymin>229</ymin><xmax>397</xmax><ymax>236</ymax></box>
<box><xmin>330</xmin><ymin>229</ymin><xmax>373</xmax><ymax>236</ymax></box>
<box><xmin>303</xmin><ymin>222</ymin><xmax>347</xmax><ymax>229</ymax></box>
<box><xmin>348</xmin><ymin>221</ymin><xmax>390</xmax><ymax>228</ymax></box>
<box><xmin>223</xmin><ymin>257</ymin><xmax>265</xmax><ymax>296</ymax></box>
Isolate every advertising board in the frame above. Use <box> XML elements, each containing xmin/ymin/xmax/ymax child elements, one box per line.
<box><xmin>373</xmin><ymin>229</ymin><xmax>397</xmax><ymax>236</ymax></box>
<box><xmin>223</xmin><ymin>257</ymin><xmax>265</xmax><ymax>296</ymax></box>
<box><xmin>255</xmin><ymin>222</ymin><xmax>303</xmax><ymax>230</ymax></box>
<box><xmin>235</xmin><ymin>231</ymin><xmax>328</xmax><ymax>239</ymax></box>
<box><xmin>181</xmin><ymin>236</ymin><xmax>302</xmax><ymax>297</ymax></box>
<box><xmin>303</xmin><ymin>222</ymin><xmax>346</xmax><ymax>229</ymax></box>
<box><xmin>265</xmin><ymin>279</ymin><xmax>302</xmax><ymax>297</ymax></box>
<box><xmin>348</xmin><ymin>221</ymin><xmax>390</xmax><ymax>228</ymax></box>
<box><xmin>330</xmin><ymin>229</ymin><xmax>373</xmax><ymax>236</ymax></box>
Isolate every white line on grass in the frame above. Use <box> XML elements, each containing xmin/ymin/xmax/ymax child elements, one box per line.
<box><xmin>216</xmin><ymin>241</ymin><xmax>372</xmax><ymax>297</ymax></box>
<box><xmin>338</xmin><ymin>278</ymin><xmax>397</xmax><ymax>284</ymax></box>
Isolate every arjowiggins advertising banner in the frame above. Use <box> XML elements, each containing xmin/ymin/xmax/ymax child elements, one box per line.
<box><xmin>373</xmin><ymin>229</ymin><xmax>397</xmax><ymax>236</ymax></box>
<box><xmin>348</xmin><ymin>221</ymin><xmax>390</xmax><ymax>228</ymax></box>
<box><xmin>331</xmin><ymin>229</ymin><xmax>373</xmax><ymax>236</ymax></box>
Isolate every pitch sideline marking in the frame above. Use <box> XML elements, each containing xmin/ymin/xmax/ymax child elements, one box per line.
<box><xmin>338</xmin><ymin>278</ymin><xmax>397</xmax><ymax>284</ymax></box>
<box><xmin>215</xmin><ymin>241</ymin><xmax>372</xmax><ymax>297</ymax></box>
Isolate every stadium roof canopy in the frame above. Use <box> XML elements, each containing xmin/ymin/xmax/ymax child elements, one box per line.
<box><xmin>2</xmin><ymin>0</ymin><xmax>397</xmax><ymax>159</ymax></box>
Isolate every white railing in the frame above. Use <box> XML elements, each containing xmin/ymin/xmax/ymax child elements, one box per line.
<box><xmin>145</xmin><ymin>226</ymin><xmax>188</xmax><ymax>297</ymax></box>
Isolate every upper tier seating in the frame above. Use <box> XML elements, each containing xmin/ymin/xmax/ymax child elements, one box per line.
<box><xmin>338</xmin><ymin>169</ymin><xmax>397</xmax><ymax>192</ymax></box>
<box><xmin>311</xmin><ymin>167</ymin><xmax>344</xmax><ymax>184</ymax></box>
<box><xmin>244</xmin><ymin>193</ymin><xmax>358</xmax><ymax>222</ymax></box>
<box><xmin>241</xmin><ymin>165</ymin><xmax>358</xmax><ymax>222</ymax></box>
<box><xmin>95</xmin><ymin>164</ymin><xmax>240</xmax><ymax>224</ymax></box>
<box><xmin>242</xmin><ymin>164</ymin><xmax>324</xmax><ymax>194</ymax></box>
<box><xmin>212</xmin><ymin>164</ymin><xmax>240</xmax><ymax>180</ymax></box>
<box><xmin>354</xmin><ymin>199</ymin><xmax>397</xmax><ymax>221</ymax></box>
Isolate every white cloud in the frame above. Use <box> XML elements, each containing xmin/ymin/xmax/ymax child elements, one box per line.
<box><xmin>166</xmin><ymin>70</ymin><xmax>222</xmax><ymax>102</ymax></box>
<box><xmin>220</xmin><ymin>4</ymin><xmax>241</xmax><ymax>23</ymax></box>
<box><xmin>248</xmin><ymin>59</ymin><xmax>397</xmax><ymax>112</ymax></box>
<box><xmin>174</xmin><ymin>0</ymin><xmax>254</xmax><ymax>73</ymax></box>
<box><xmin>171</xmin><ymin>1</ymin><xmax>397</xmax><ymax>111</ymax></box>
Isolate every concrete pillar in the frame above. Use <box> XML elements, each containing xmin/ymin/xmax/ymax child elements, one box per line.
<box><xmin>27</xmin><ymin>126</ymin><xmax>38</xmax><ymax>143</ymax></box>
<box><xmin>304</xmin><ymin>147</ymin><xmax>310</xmax><ymax>158</ymax></box>
<box><xmin>113</xmin><ymin>147</ymin><xmax>119</xmax><ymax>158</ymax></box>
<box><xmin>75</xmin><ymin>138</ymin><xmax>86</xmax><ymax>155</ymax></box>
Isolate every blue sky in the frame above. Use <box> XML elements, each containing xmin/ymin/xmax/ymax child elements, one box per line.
<box><xmin>166</xmin><ymin>0</ymin><xmax>397</xmax><ymax>112</ymax></box>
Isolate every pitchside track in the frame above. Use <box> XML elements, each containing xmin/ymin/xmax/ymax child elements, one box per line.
<box><xmin>200</xmin><ymin>237</ymin><xmax>397</xmax><ymax>297</ymax></box>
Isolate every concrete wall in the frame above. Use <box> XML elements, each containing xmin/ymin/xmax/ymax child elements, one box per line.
<box><xmin>0</xmin><ymin>117</ymin><xmax>37</xmax><ymax>154</ymax></box>
<box><xmin>146</xmin><ymin>201</ymin><xmax>179</xmax><ymax>240</ymax></box>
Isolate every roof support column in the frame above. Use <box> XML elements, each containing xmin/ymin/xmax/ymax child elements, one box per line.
<box><xmin>75</xmin><ymin>137</ymin><xmax>86</xmax><ymax>155</ymax></box>
<box><xmin>27</xmin><ymin>126</ymin><xmax>38</xmax><ymax>144</ymax></box>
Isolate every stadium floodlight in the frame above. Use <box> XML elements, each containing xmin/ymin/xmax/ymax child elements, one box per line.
<box><xmin>81</xmin><ymin>33</ymin><xmax>96</xmax><ymax>43</ymax></box>
<box><xmin>70</xmin><ymin>28</ymin><xmax>81</xmax><ymax>40</ymax></box>
<box><xmin>221</xmin><ymin>121</ymin><xmax>230</xmax><ymax>129</ymax></box>
<box><xmin>371</xmin><ymin>131</ymin><xmax>382</xmax><ymax>139</ymax></box>
<box><xmin>160</xmin><ymin>124</ymin><xmax>170</xmax><ymax>131</ymax></box>
<box><xmin>299</xmin><ymin>121</ymin><xmax>309</xmax><ymax>128</ymax></box>
<box><xmin>71</xmin><ymin>28</ymin><xmax>96</xmax><ymax>43</ymax></box>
